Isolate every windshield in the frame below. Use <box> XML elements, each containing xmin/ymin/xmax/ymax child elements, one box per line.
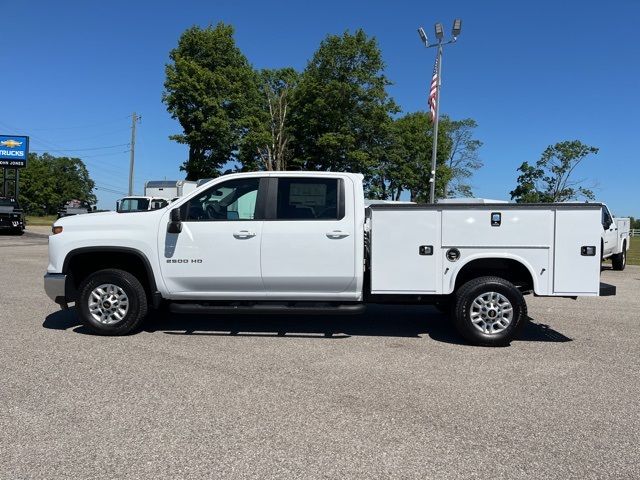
<box><xmin>0</xmin><ymin>197</ymin><xmax>17</xmax><ymax>207</ymax></box>
<box><xmin>118</xmin><ymin>198</ymin><xmax>150</xmax><ymax>212</ymax></box>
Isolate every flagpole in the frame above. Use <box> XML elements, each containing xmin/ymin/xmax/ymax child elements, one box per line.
<box><xmin>429</xmin><ymin>43</ymin><xmax>443</xmax><ymax>204</ymax></box>
<box><xmin>417</xmin><ymin>19</ymin><xmax>461</xmax><ymax>203</ymax></box>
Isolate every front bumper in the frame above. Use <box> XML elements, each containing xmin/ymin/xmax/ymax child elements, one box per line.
<box><xmin>0</xmin><ymin>217</ymin><xmax>24</xmax><ymax>229</ymax></box>
<box><xmin>44</xmin><ymin>273</ymin><xmax>67</xmax><ymax>304</ymax></box>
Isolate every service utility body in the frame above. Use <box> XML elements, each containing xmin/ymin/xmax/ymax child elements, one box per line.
<box><xmin>44</xmin><ymin>171</ymin><xmax>615</xmax><ymax>346</ymax></box>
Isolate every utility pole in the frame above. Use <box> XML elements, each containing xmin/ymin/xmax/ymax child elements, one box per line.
<box><xmin>417</xmin><ymin>19</ymin><xmax>462</xmax><ymax>203</ymax></box>
<box><xmin>128</xmin><ymin>112</ymin><xmax>141</xmax><ymax>196</ymax></box>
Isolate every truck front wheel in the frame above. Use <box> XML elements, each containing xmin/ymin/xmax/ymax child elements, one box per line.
<box><xmin>453</xmin><ymin>276</ymin><xmax>527</xmax><ymax>347</ymax></box>
<box><xmin>611</xmin><ymin>242</ymin><xmax>626</xmax><ymax>271</ymax></box>
<box><xmin>77</xmin><ymin>269</ymin><xmax>148</xmax><ymax>335</ymax></box>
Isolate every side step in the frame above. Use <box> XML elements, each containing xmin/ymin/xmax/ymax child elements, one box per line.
<box><xmin>169</xmin><ymin>302</ymin><xmax>366</xmax><ymax>315</ymax></box>
<box><xmin>599</xmin><ymin>282</ymin><xmax>616</xmax><ymax>297</ymax></box>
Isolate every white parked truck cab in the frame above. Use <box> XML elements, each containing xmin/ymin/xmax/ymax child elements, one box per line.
<box><xmin>600</xmin><ymin>204</ymin><xmax>630</xmax><ymax>270</ymax></box>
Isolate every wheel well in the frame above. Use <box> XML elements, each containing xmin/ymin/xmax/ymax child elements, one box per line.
<box><xmin>454</xmin><ymin>258</ymin><xmax>534</xmax><ymax>292</ymax></box>
<box><xmin>64</xmin><ymin>249</ymin><xmax>155</xmax><ymax>300</ymax></box>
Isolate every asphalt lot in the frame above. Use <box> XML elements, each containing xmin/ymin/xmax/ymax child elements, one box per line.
<box><xmin>1</xmin><ymin>231</ymin><xmax>639</xmax><ymax>479</ymax></box>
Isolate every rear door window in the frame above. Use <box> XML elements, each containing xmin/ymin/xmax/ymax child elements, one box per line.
<box><xmin>275</xmin><ymin>178</ymin><xmax>341</xmax><ymax>220</ymax></box>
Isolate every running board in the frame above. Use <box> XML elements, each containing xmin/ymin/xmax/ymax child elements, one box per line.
<box><xmin>169</xmin><ymin>302</ymin><xmax>365</xmax><ymax>315</ymax></box>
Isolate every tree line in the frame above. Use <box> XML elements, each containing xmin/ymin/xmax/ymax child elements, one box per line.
<box><xmin>162</xmin><ymin>23</ymin><xmax>483</xmax><ymax>200</ymax></box>
<box><xmin>15</xmin><ymin>153</ymin><xmax>96</xmax><ymax>215</ymax></box>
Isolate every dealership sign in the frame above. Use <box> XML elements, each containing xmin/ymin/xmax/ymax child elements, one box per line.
<box><xmin>0</xmin><ymin>135</ymin><xmax>29</xmax><ymax>168</ymax></box>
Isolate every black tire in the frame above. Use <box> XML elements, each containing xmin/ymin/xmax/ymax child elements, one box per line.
<box><xmin>12</xmin><ymin>228</ymin><xmax>24</xmax><ymax>236</ymax></box>
<box><xmin>611</xmin><ymin>242</ymin><xmax>626</xmax><ymax>271</ymax></box>
<box><xmin>453</xmin><ymin>276</ymin><xmax>527</xmax><ymax>347</ymax></box>
<box><xmin>77</xmin><ymin>268</ymin><xmax>148</xmax><ymax>335</ymax></box>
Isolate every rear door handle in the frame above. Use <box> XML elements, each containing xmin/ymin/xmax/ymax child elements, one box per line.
<box><xmin>326</xmin><ymin>230</ymin><xmax>350</xmax><ymax>239</ymax></box>
<box><xmin>233</xmin><ymin>230</ymin><xmax>256</xmax><ymax>239</ymax></box>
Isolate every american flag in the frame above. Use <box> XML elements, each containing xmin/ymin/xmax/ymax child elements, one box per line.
<box><xmin>428</xmin><ymin>55</ymin><xmax>439</xmax><ymax>119</ymax></box>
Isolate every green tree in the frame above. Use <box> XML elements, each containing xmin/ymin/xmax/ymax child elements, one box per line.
<box><xmin>510</xmin><ymin>140</ymin><xmax>599</xmax><ymax>203</ymax></box>
<box><xmin>19</xmin><ymin>153</ymin><xmax>96</xmax><ymax>215</ymax></box>
<box><xmin>289</xmin><ymin>29</ymin><xmax>398</xmax><ymax>192</ymax></box>
<box><xmin>163</xmin><ymin>23</ymin><xmax>262</xmax><ymax>180</ymax></box>
<box><xmin>376</xmin><ymin>111</ymin><xmax>452</xmax><ymax>202</ymax></box>
<box><xmin>240</xmin><ymin>68</ymin><xmax>300</xmax><ymax>171</ymax></box>
<box><xmin>441</xmin><ymin>117</ymin><xmax>483</xmax><ymax>197</ymax></box>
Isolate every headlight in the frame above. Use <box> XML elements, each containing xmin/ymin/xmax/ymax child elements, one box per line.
<box><xmin>52</xmin><ymin>226</ymin><xmax>63</xmax><ymax>235</ymax></box>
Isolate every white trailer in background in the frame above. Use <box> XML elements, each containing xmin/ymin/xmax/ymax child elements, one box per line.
<box><xmin>144</xmin><ymin>180</ymin><xmax>198</xmax><ymax>199</ymax></box>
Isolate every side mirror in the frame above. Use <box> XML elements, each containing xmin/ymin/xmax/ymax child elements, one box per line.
<box><xmin>167</xmin><ymin>207</ymin><xmax>182</xmax><ymax>234</ymax></box>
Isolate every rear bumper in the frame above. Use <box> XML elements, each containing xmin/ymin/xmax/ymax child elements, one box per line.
<box><xmin>44</xmin><ymin>273</ymin><xmax>67</xmax><ymax>304</ymax></box>
<box><xmin>599</xmin><ymin>282</ymin><xmax>616</xmax><ymax>296</ymax></box>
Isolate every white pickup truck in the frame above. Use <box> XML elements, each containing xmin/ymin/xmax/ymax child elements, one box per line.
<box><xmin>44</xmin><ymin>172</ymin><xmax>615</xmax><ymax>346</ymax></box>
<box><xmin>600</xmin><ymin>204</ymin><xmax>630</xmax><ymax>270</ymax></box>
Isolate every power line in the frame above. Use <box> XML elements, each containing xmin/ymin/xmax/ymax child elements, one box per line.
<box><xmin>26</xmin><ymin>115</ymin><xmax>131</xmax><ymax>132</ymax></box>
<box><xmin>96</xmin><ymin>180</ymin><xmax>127</xmax><ymax>191</ymax></box>
<box><xmin>95</xmin><ymin>185</ymin><xmax>128</xmax><ymax>196</ymax></box>
<box><xmin>31</xmin><ymin>143</ymin><xmax>130</xmax><ymax>152</ymax></box>
<box><xmin>61</xmin><ymin>127</ymin><xmax>131</xmax><ymax>142</ymax></box>
<box><xmin>74</xmin><ymin>151</ymin><xmax>130</xmax><ymax>159</ymax></box>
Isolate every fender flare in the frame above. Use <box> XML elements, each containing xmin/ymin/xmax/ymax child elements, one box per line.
<box><xmin>62</xmin><ymin>246</ymin><xmax>158</xmax><ymax>293</ymax></box>
<box><xmin>446</xmin><ymin>252</ymin><xmax>540</xmax><ymax>295</ymax></box>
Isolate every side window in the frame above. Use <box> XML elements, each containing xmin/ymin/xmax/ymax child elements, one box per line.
<box><xmin>275</xmin><ymin>178</ymin><xmax>341</xmax><ymax>220</ymax></box>
<box><xmin>602</xmin><ymin>207</ymin><xmax>613</xmax><ymax>228</ymax></box>
<box><xmin>185</xmin><ymin>178</ymin><xmax>260</xmax><ymax>221</ymax></box>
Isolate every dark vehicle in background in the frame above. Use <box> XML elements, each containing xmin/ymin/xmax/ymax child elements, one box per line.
<box><xmin>0</xmin><ymin>197</ymin><xmax>25</xmax><ymax>235</ymax></box>
<box><xmin>57</xmin><ymin>199</ymin><xmax>93</xmax><ymax>219</ymax></box>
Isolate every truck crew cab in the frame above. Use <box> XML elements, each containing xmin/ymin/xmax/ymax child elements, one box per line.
<box><xmin>44</xmin><ymin>172</ymin><xmax>615</xmax><ymax>346</ymax></box>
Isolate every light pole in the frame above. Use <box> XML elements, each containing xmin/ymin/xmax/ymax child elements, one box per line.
<box><xmin>418</xmin><ymin>19</ymin><xmax>462</xmax><ymax>203</ymax></box>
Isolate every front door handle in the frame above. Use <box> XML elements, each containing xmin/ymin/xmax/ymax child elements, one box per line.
<box><xmin>233</xmin><ymin>230</ymin><xmax>256</xmax><ymax>239</ymax></box>
<box><xmin>326</xmin><ymin>230</ymin><xmax>350</xmax><ymax>239</ymax></box>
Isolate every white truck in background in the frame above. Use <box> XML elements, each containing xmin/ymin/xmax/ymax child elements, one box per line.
<box><xmin>116</xmin><ymin>180</ymin><xmax>200</xmax><ymax>212</ymax></box>
<box><xmin>601</xmin><ymin>204</ymin><xmax>631</xmax><ymax>270</ymax></box>
<box><xmin>44</xmin><ymin>171</ymin><xmax>615</xmax><ymax>347</ymax></box>
<box><xmin>116</xmin><ymin>196</ymin><xmax>169</xmax><ymax>213</ymax></box>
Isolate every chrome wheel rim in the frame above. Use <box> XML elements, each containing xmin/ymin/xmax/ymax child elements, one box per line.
<box><xmin>88</xmin><ymin>283</ymin><xmax>129</xmax><ymax>325</ymax></box>
<box><xmin>470</xmin><ymin>291</ymin><xmax>513</xmax><ymax>335</ymax></box>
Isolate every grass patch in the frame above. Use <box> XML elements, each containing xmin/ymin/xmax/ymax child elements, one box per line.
<box><xmin>627</xmin><ymin>237</ymin><xmax>640</xmax><ymax>266</ymax></box>
<box><xmin>26</xmin><ymin>215</ymin><xmax>57</xmax><ymax>226</ymax></box>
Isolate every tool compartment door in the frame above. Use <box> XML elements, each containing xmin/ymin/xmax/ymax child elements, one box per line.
<box><xmin>553</xmin><ymin>208</ymin><xmax>601</xmax><ymax>295</ymax></box>
<box><xmin>370</xmin><ymin>209</ymin><xmax>441</xmax><ymax>294</ymax></box>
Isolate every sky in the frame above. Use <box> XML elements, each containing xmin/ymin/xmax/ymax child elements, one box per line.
<box><xmin>1</xmin><ymin>0</ymin><xmax>639</xmax><ymax>216</ymax></box>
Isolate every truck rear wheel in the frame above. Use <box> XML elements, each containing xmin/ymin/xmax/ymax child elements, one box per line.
<box><xmin>77</xmin><ymin>269</ymin><xmax>148</xmax><ymax>335</ymax></box>
<box><xmin>611</xmin><ymin>242</ymin><xmax>626</xmax><ymax>271</ymax></box>
<box><xmin>453</xmin><ymin>276</ymin><xmax>527</xmax><ymax>347</ymax></box>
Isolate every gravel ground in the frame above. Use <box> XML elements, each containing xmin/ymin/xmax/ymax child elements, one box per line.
<box><xmin>1</xmin><ymin>231</ymin><xmax>638</xmax><ymax>479</ymax></box>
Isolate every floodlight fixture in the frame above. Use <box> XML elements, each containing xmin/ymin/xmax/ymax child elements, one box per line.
<box><xmin>417</xmin><ymin>27</ymin><xmax>429</xmax><ymax>46</ymax></box>
<box><xmin>434</xmin><ymin>23</ymin><xmax>444</xmax><ymax>41</ymax></box>
<box><xmin>452</xmin><ymin>18</ymin><xmax>462</xmax><ymax>37</ymax></box>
